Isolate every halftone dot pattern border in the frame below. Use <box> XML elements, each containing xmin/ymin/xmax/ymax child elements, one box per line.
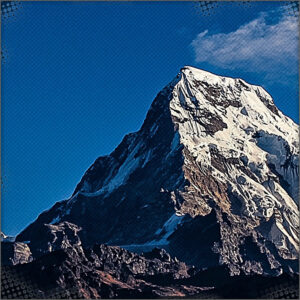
<box><xmin>1</xmin><ymin>266</ymin><xmax>40</xmax><ymax>299</ymax></box>
<box><xmin>196</xmin><ymin>1</ymin><xmax>299</xmax><ymax>17</ymax></box>
<box><xmin>1</xmin><ymin>0</ymin><xmax>300</xmax><ymax>299</ymax></box>
<box><xmin>284</xmin><ymin>0</ymin><xmax>300</xmax><ymax>17</ymax></box>
<box><xmin>195</xmin><ymin>1</ymin><xmax>253</xmax><ymax>16</ymax></box>
<box><xmin>1</xmin><ymin>1</ymin><xmax>22</xmax><ymax>19</ymax></box>
<box><xmin>1</xmin><ymin>265</ymin><xmax>83</xmax><ymax>299</ymax></box>
<box><xmin>257</xmin><ymin>280</ymin><xmax>299</xmax><ymax>299</ymax></box>
<box><xmin>196</xmin><ymin>1</ymin><xmax>219</xmax><ymax>16</ymax></box>
<box><xmin>1</xmin><ymin>1</ymin><xmax>22</xmax><ymax>64</ymax></box>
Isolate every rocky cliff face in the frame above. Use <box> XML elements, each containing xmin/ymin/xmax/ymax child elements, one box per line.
<box><xmin>16</xmin><ymin>66</ymin><xmax>299</xmax><ymax>276</ymax></box>
<box><xmin>1</xmin><ymin>241</ymin><xmax>33</xmax><ymax>266</ymax></box>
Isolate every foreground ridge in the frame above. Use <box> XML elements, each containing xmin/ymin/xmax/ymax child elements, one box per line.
<box><xmin>2</xmin><ymin>222</ymin><xmax>299</xmax><ymax>299</ymax></box>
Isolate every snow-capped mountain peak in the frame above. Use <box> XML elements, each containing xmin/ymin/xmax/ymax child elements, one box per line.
<box><xmin>16</xmin><ymin>66</ymin><xmax>299</xmax><ymax>276</ymax></box>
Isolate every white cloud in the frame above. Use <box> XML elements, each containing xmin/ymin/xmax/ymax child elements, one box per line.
<box><xmin>191</xmin><ymin>10</ymin><xmax>298</xmax><ymax>81</ymax></box>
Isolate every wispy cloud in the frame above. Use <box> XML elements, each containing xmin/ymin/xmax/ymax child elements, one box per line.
<box><xmin>191</xmin><ymin>10</ymin><xmax>298</xmax><ymax>83</ymax></box>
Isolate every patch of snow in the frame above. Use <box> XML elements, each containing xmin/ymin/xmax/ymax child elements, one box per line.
<box><xmin>170</xmin><ymin>131</ymin><xmax>180</xmax><ymax>152</ymax></box>
<box><xmin>105</xmin><ymin>143</ymin><xmax>142</xmax><ymax>192</ymax></box>
<box><xmin>119</xmin><ymin>214</ymin><xmax>184</xmax><ymax>251</ymax></box>
<box><xmin>64</xmin><ymin>208</ymin><xmax>71</xmax><ymax>216</ymax></box>
<box><xmin>115</xmin><ymin>196</ymin><xmax>126</xmax><ymax>207</ymax></box>
<box><xmin>141</xmin><ymin>150</ymin><xmax>153</xmax><ymax>168</ymax></box>
<box><xmin>78</xmin><ymin>141</ymin><xmax>143</xmax><ymax>197</ymax></box>
<box><xmin>81</xmin><ymin>180</ymin><xmax>92</xmax><ymax>193</ymax></box>
<box><xmin>149</xmin><ymin>123</ymin><xmax>159</xmax><ymax>136</ymax></box>
<box><xmin>154</xmin><ymin>213</ymin><xmax>184</xmax><ymax>243</ymax></box>
<box><xmin>0</xmin><ymin>233</ymin><xmax>15</xmax><ymax>243</ymax></box>
<box><xmin>49</xmin><ymin>216</ymin><xmax>61</xmax><ymax>225</ymax></box>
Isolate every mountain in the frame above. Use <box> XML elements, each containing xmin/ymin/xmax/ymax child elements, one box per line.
<box><xmin>16</xmin><ymin>66</ymin><xmax>299</xmax><ymax>277</ymax></box>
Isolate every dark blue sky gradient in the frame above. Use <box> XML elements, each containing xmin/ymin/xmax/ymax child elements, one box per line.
<box><xmin>1</xmin><ymin>1</ymin><xmax>298</xmax><ymax>235</ymax></box>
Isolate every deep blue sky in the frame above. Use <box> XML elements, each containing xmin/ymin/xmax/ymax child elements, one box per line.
<box><xmin>2</xmin><ymin>1</ymin><xmax>299</xmax><ymax>236</ymax></box>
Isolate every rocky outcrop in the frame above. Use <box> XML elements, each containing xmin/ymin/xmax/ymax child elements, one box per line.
<box><xmin>3</xmin><ymin>222</ymin><xmax>211</xmax><ymax>298</ymax></box>
<box><xmin>26</xmin><ymin>221</ymin><xmax>84</xmax><ymax>258</ymax></box>
<box><xmin>1</xmin><ymin>241</ymin><xmax>33</xmax><ymax>266</ymax></box>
